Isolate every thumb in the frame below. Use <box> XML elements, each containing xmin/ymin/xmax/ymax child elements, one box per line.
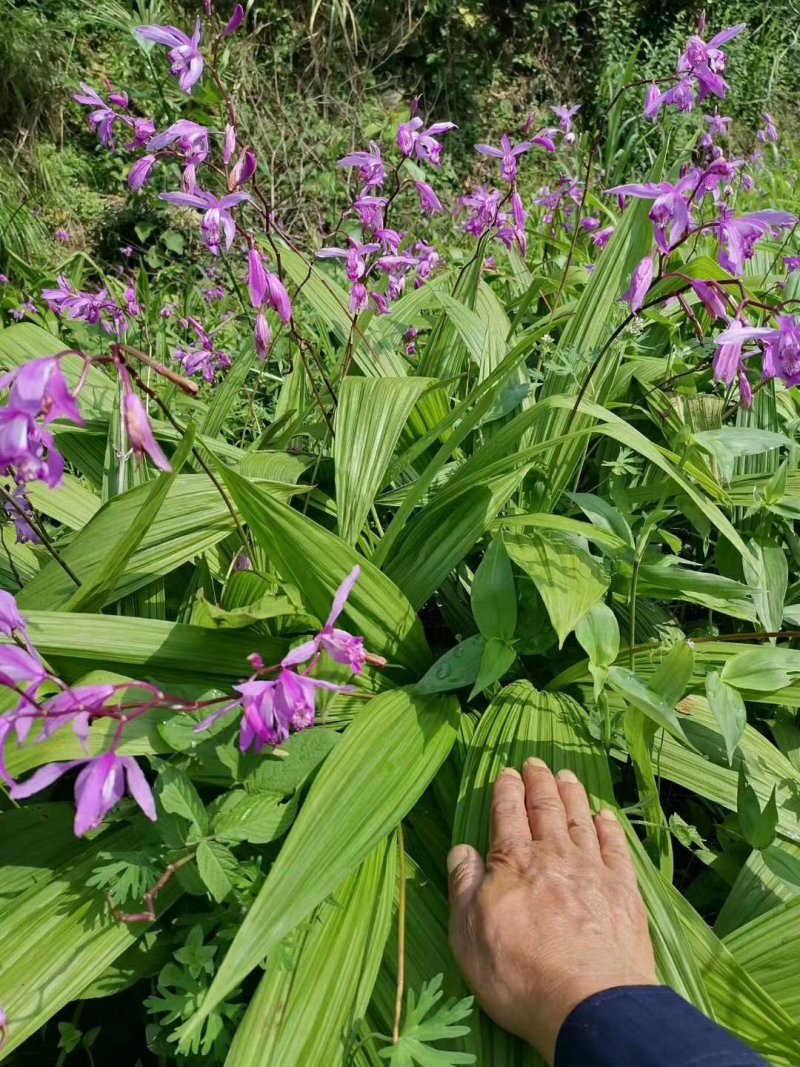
<box><xmin>447</xmin><ymin>843</ymin><xmax>485</xmax><ymax>916</ymax></box>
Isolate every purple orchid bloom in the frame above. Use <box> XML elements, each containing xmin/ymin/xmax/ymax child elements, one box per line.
<box><xmin>281</xmin><ymin>566</ymin><xmax>377</xmax><ymax>674</ymax></box>
<box><xmin>0</xmin><ymin>357</ymin><xmax>83</xmax><ymax>426</ymax></box>
<box><xmin>715</xmin><ymin>208</ymin><xmax>796</xmax><ymax>276</ymax></box>
<box><xmin>317</xmin><ymin>237</ymin><xmax>380</xmax><ymax>282</ymax></box>
<box><xmin>174</xmin><ymin>318</ymin><xmax>231</xmax><ymax>381</ymax></box>
<box><xmin>10</xmin><ymin>752</ymin><xmax>156</xmax><ymax>837</ymax></box>
<box><xmin>784</xmin><ymin>256</ymin><xmax>800</xmax><ymax>273</ymax></box>
<box><xmin>221</xmin><ymin>3</ymin><xmax>244</xmax><ymax>37</ymax></box>
<box><xmin>338</xmin><ymin>142</ymin><xmax>386</xmax><ymax>188</ymax></box>
<box><xmin>757</xmin><ymin>112</ymin><xmax>779</xmax><ymax>144</ymax></box>
<box><xmin>136</xmin><ymin>19</ymin><xmax>204</xmax><ymax>94</ymax></box>
<box><xmin>222</xmin><ymin>124</ymin><xmax>236</xmax><ymax>164</ymax></box>
<box><xmin>248</xmin><ymin>249</ymin><xmax>292</xmax><ymax>323</ymax></box>
<box><xmin>415</xmin><ymin>180</ymin><xmax>443</xmax><ymax>215</ymax></box>
<box><xmin>127</xmin><ymin>117</ymin><xmax>156</xmax><ymax>151</ymax></box>
<box><xmin>396</xmin><ymin>117</ymin><xmax>457</xmax><ymax>167</ymax></box>
<box><xmin>690</xmin><ymin>279</ymin><xmax>728</xmax><ymax>320</ymax></box>
<box><xmin>128</xmin><ymin>154</ymin><xmax>157</xmax><ymax>190</ymax></box>
<box><xmin>716</xmin><ymin>316</ymin><xmax>800</xmax><ymax>387</ymax></box>
<box><xmin>123</xmin><ymin>393</ymin><xmax>171</xmax><ymax>472</ymax></box>
<box><xmin>474</xmin><ymin>134</ymin><xmax>533</xmax><ymax>184</ymax></box>
<box><xmin>73</xmin><ymin>83</ymin><xmax>118</xmax><ymax>147</ymax></box>
<box><xmin>159</xmin><ymin>188</ymin><xmax>249</xmax><ymax>255</ymax></box>
<box><xmin>551</xmin><ymin>104</ymin><xmax>580</xmax><ymax>144</ymax></box>
<box><xmin>0</xmin><ymin>412</ymin><xmax>64</xmax><ymax>488</ymax></box>
<box><xmin>0</xmin><ymin>590</ymin><xmax>26</xmax><ymax>638</ymax></box>
<box><xmin>229</xmin><ymin>147</ymin><xmax>257</xmax><ymax>189</ymax></box>
<box><xmin>622</xmin><ymin>255</ymin><xmax>654</xmax><ymax>313</ymax></box>
<box><xmin>39</xmin><ymin>684</ymin><xmax>117</xmax><ymax>747</ymax></box>
<box><xmin>254</xmin><ymin>311</ymin><xmax>270</xmax><ymax>359</ymax></box>
<box><xmin>607</xmin><ymin>177</ymin><xmax>697</xmax><ymax>253</ymax></box>
<box><xmin>148</xmin><ymin>120</ymin><xmax>210</xmax><ymax>164</ymax></box>
<box><xmin>351</xmin><ymin>192</ymin><xmax>387</xmax><ymax>231</ymax></box>
<box><xmin>235</xmin><ymin>669</ymin><xmax>342</xmax><ymax>752</ymax></box>
<box><xmin>3</xmin><ymin>485</ymin><xmax>39</xmax><ymax>545</ymax></box>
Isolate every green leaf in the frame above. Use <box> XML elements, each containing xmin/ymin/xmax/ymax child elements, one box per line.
<box><xmin>705</xmin><ymin>672</ymin><xmax>747</xmax><ymax>766</ymax></box>
<box><xmin>157</xmin><ymin>765</ymin><xmax>209</xmax><ymax>834</ymax></box>
<box><xmin>721</xmin><ymin>648</ymin><xmax>800</xmax><ymax>692</ymax></box>
<box><xmin>335</xmin><ymin>377</ymin><xmax>430</xmax><ymax>545</ymax></box>
<box><xmin>181</xmin><ymin>688</ymin><xmax>458</xmax><ymax>1040</ymax></box>
<box><xmin>607</xmin><ymin>666</ymin><xmax>687</xmax><ymax>742</ymax></box>
<box><xmin>743</xmin><ymin>537</ymin><xmax>788</xmax><ymax>634</ymax></box>
<box><xmin>212</xmin><ymin>791</ymin><xmax>297</xmax><ymax>845</ymax></box>
<box><xmin>468</xmin><ymin>638</ymin><xmax>516</xmax><ymax>699</ymax></box>
<box><xmin>379</xmin><ymin>975</ymin><xmax>475</xmax><ymax>1066</ymax></box>
<box><xmin>575</xmin><ymin>603</ymin><xmax>619</xmax><ymax>667</ymax></box>
<box><xmin>506</xmin><ymin>530</ymin><xmax>609</xmax><ymax>647</ymax></box>
<box><xmin>724</xmin><ymin>897</ymin><xmax>800</xmax><ymax>1024</ymax></box>
<box><xmin>738</xmin><ymin>766</ymin><xmax>779</xmax><ymax>851</ymax></box>
<box><xmin>694</xmin><ymin>428</ymin><xmax>789</xmax><ymax>483</ymax></box>
<box><xmin>415</xmin><ymin>636</ymin><xmax>486</xmax><ymax>695</ymax></box>
<box><xmin>649</xmin><ymin>641</ymin><xmax>695</xmax><ymax>710</ymax></box>
<box><xmin>471</xmin><ymin>536</ymin><xmax>516</xmax><ymax>641</ymax></box>
<box><xmin>226</xmin><ymin>837</ymin><xmax>396</xmax><ymax>1066</ymax></box>
<box><xmin>219</xmin><ymin>464</ymin><xmax>430</xmax><ymax>674</ymax></box>
<box><xmin>196</xmin><ymin>840</ymin><xmax>237</xmax><ymax>902</ymax></box>
<box><xmin>64</xmin><ymin>426</ymin><xmax>194</xmax><ymax>612</ymax></box>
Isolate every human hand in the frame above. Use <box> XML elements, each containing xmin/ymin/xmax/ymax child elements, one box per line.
<box><xmin>448</xmin><ymin>758</ymin><xmax>657</xmax><ymax>1064</ymax></box>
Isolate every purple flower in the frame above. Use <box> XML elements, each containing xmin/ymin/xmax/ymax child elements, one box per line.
<box><xmin>592</xmin><ymin>226</ymin><xmax>615</xmax><ymax>249</ymax></box>
<box><xmin>0</xmin><ymin>590</ymin><xmax>26</xmax><ymax>638</ymax></box>
<box><xmin>0</xmin><ymin>413</ymin><xmax>64</xmax><ymax>487</ymax></box>
<box><xmin>128</xmin><ymin>154</ymin><xmax>157</xmax><ymax>191</ymax></box>
<box><xmin>136</xmin><ymin>19</ymin><xmax>204</xmax><ymax>94</ymax></box>
<box><xmin>254</xmin><ymin>311</ymin><xmax>270</xmax><ymax>359</ymax></box>
<box><xmin>124</xmin><ymin>393</ymin><xmax>171</xmax><ymax>472</ymax></box>
<box><xmin>690</xmin><ymin>279</ymin><xmax>728</xmax><ymax>319</ymax></box>
<box><xmin>229</xmin><ymin>147</ymin><xmax>257</xmax><ymax>188</ymax></box>
<box><xmin>415</xmin><ymin>241</ymin><xmax>441</xmax><ymax>281</ymax></box>
<box><xmin>581</xmin><ymin>217</ymin><xmax>601</xmax><ymax>232</ymax></box>
<box><xmin>55</xmin><ymin>228</ymin><xmax>69</xmax><ymax>243</ymax></box>
<box><xmin>222</xmin><ymin>124</ymin><xmax>236</xmax><ymax>164</ymax></box>
<box><xmin>351</xmin><ymin>192</ymin><xmax>387</xmax><ymax>231</ymax></box>
<box><xmin>757</xmin><ymin>112</ymin><xmax>779</xmax><ymax>144</ymax></box>
<box><xmin>677</xmin><ymin>23</ymin><xmax>746</xmax><ymax>102</ymax></box>
<box><xmin>127</xmin><ymin>117</ymin><xmax>156</xmax><ymax>150</ymax></box>
<box><xmin>415</xmin><ymin>180</ymin><xmax>443</xmax><ymax>215</ymax></box>
<box><xmin>0</xmin><ymin>643</ymin><xmax>49</xmax><ymax>691</ymax></box>
<box><xmin>475</xmin><ymin>134</ymin><xmax>533</xmax><ymax>184</ymax></box>
<box><xmin>607</xmin><ymin>177</ymin><xmax>697</xmax><ymax>254</ymax></box>
<box><xmin>551</xmin><ymin>104</ymin><xmax>580</xmax><ymax>144</ymax></box>
<box><xmin>317</xmin><ymin>237</ymin><xmax>380</xmax><ymax>282</ymax></box>
<box><xmin>715</xmin><ymin>208</ymin><xmax>796</xmax><ymax>276</ymax></box>
<box><xmin>2</xmin><ymin>485</ymin><xmax>39</xmax><ymax>544</ymax></box>
<box><xmin>159</xmin><ymin>188</ymin><xmax>249</xmax><ymax>255</ymax></box>
<box><xmin>148</xmin><ymin>120</ymin><xmax>210</xmax><ymax>163</ymax></box>
<box><xmin>622</xmin><ymin>254</ymin><xmax>654</xmax><ymax>313</ymax></box>
<box><xmin>10</xmin><ymin>752</ymin><xmax>156</xmax><ymax>836</ymax></box>
<box><xmin>784</xmin><ymin>256</ymin><xmax>800</xmax><ymax>273</ymax></box>
<box><xmin>234</xmin><ymin>670</ymin><xmax>340</xmax><ymax>752</ymax></box>
<box><xmin>0</xmin><ymin>357</ymin><xmax>83</xmax><ymax>426</ymax></box>
<box><xmin>174</xmin><ymin>318</ymin><xmax>231</xmax><ymax>381</ymax></box>
<box><xmin>282</xmin><ymin>566</ymin><xmax>368</xmax><ymax>673</ymax></box>
<box><xmin>40</xmin><ymin>684</ymin><xmax>117</xmax><ymax>747</ymax></box>
<box><xmin>73</xmin><ymin>83</ymin><xmax>118</xmax><ymax>147</ymax></box>
<box><xmin>247</xmin><ymin>249</ymin><xmax>292</xmax><ymax>322</ymax></box>
<box><xmin>396</xmin><ymin>117</ymin><xmax>456</xmax><ymax>167</ymax></box>
<box><xmin>221</xmin><ymin>3</ymin><xmax>244</xmax><ymax>36</ymax></box>
<box><xmin>338</xmin><ymin>142</ymin><xmax>386</xmax><ymax>188</ymax></box>
<box><xmin>711</xmin><ymin>318</ymin><xmax>753</xmax><ymax>405</ymax></box>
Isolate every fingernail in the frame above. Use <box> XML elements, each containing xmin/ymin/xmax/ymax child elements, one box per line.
<box><xmin>597</xmin><ymin>808</ymin><xmax>618</xmax><ymax>822</ymax></box>
<box><xmin>556</xmin><ymin>768</ymin><xmax>579</xmax><ymax>783</ymax></box>
<box><xmin>447</xmin><ymin>845</ymin><xmax>471</xmax><ymax>873</ymax></box>
<box><xmin>499</xmin><ymin>766</ymin><xmax>521</xmax><ymax>780</ymax></box>
<box><xmin>524</xmin><ymin>756</ymin><xmax>547</xmax><ymax>769</ymax></box>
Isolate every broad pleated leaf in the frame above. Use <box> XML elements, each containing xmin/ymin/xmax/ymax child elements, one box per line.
<box><xmin>220</xmin><ymin>464</ymin><xmax>431</xmax><ymax>673</ymax></box>
<box><xmin>182</xmin><ymin>688</ymin><xmax>458</xmax><ymax>1040</ymax></box>
<box><xmin>335</xmin><ymin>377</ymin><xmax>431</xmax><ymax>544</ymax></box>
<box><xmin>226</xmin><ymin>836</ymin><xmax>396</xmax><ymax>1065</ymax></box>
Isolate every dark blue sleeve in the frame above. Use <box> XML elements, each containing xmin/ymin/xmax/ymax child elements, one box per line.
<box><xmin>555</xmin><ymin>986</ymin><xmax>769</xmax><ymax>1067</ymax></box>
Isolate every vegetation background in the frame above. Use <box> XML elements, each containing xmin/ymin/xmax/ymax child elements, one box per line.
<box><xmin>3</xmin><ymin>0</ymin><xmax>800</xmax><ymax>268</ymax></box>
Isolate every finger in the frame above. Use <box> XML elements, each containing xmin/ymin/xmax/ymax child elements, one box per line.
<box><xmin>489</xmin><ymin>767</ymin><xmax>532</xmax><ymax>856</ymax></box>
<box><xmin>522</xmin><ymin>757</ymin><xmax>568</xmax><ymax>843</ymax></box>
<box><xmin>595</xmin><ymin>808</ymin><xmax>636</xmax><ymax>880</ymax></box>
<box><xmin>447</xmin><ymin>843</ymin><xmax>485</xmax><ymax>919</ymax></box>
<box><xmin>556</xmin><ymin>768</ymin><xmax>599</xmax><ymax>853</ymax></box>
